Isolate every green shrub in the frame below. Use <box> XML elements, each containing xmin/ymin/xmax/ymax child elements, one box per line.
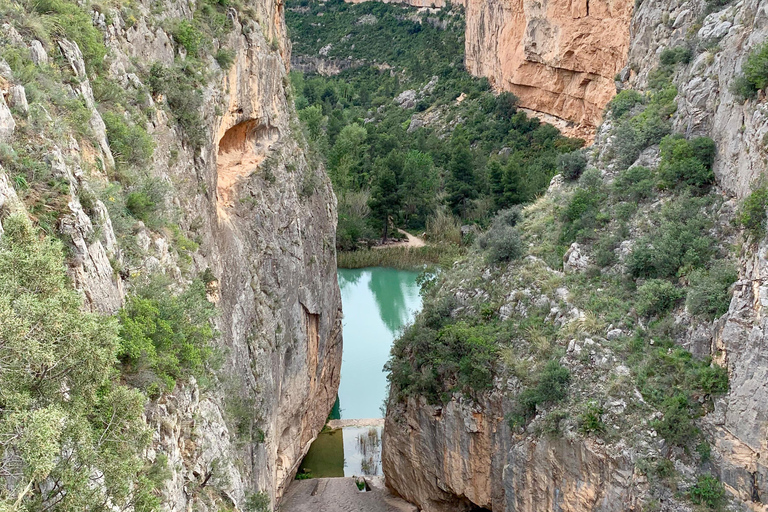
<box><xmin>695</xmin><ymin>363</ymin><xmax>729</xmax><ymax>394</ymax></box>
<box><xmin>149</xmin><ymin>63</ymin><xmax>206</xmax><ymax>148</ymax></box>
<box><xmin>738</xmin><ymin>186</ymin><xmax>768</xmax><ymax>239</ymax></box>
<box><xmin>0</xmin><ymin>214</ymin><xmax>163</xmax><ymax>510</ymax></box>
<box><xmin>558</xmin><ymin>150</ymin><xmax>587</xmax><ymax>181</ymax></box>
<box><xmin>33</xmin><ymin>0</ymin><xmax>107</xmax><ymax>72</ymax></box>
<box><xmin>509</xmin><ymin>361</ymin><xmax>570</xmax><ymax>428</ymax></box>
<box><xmin>215</xmin><ymin>48</ymin><xmax>236</xmax><ymax>68</ymax></box>
<box><xmin>609</xmin><ymin>89</ymin><xmax>644</xmax><ymax>118</ymax></box>
<box><xmin>477</xmin><ymin>208</ymin><xmax>524</xmax><ymax>264</ymax></box>
<box><xmin>659</xmin><ymin>45</ymin><xmax>692</xmax><ymax>66</ymax></box>
<box><xmin>650</xmin><ymin>393</ymin><xmax>699</xmax><ymax>448</ymax></box>
<box><xmin>613</xmin><ymin>166</ymin><xmax>656</xmax><ymax>202</ymax></box>
<box><xmin>125</xmin><ymin>178</ymin><xmax>169</xmax><ymax>228</ymax></box>
<box><xmin>118</xmin><ymin>278</ymin><xmax>216</xmax><ymax>393</ymax></box>
<box><xmin>561</xmin><ymin>187</ymin><xmax>605</xmax><ymax>243</ymax></box>
<box><xmin>478</xmin><ymin>224</ymin><xmax>523</xmax><ymax>264</ymax></box>
<box><xmin>102</xmin><ymin>111</ymin><xmax>155</xmax><ymax>168</ymax></box>
<box><xmin>173</xmin><ymin>20</ymin><xmax>205</xmax><ymax>56</ymax></box>
<box><xmin>658</xmin><ymin>135</ymin><xmax>716</xmax><ymax>190</ymax></box>
<box><xmin>244</xmin><ymin>491</ymin><xmax>270</xmax><ymax>512</ymax></box>
<box><xmin>732</xmin><ymin>42</ymin><xmax>768</xmax><ymax>101</ymax></box>
<box><xmin>627</xmin><ymin>196</ymin><xmax>715</xmax><ymax>279</ymax></box>
<box><xmin>689</xmin><ymin>474</ymin><xmax>725</xmax><ymax>509</ymax></box>
<box><xmin>686</xmin><ymin>263</ymin><xmax>737</xmax><ymax>318</ymax></box>
<box><xmin>578</xmin><ymin>401</ymin><xmax>605</xmax><ymax>435</ymax></box>
<box><xmin>636</xmin><ymin>279</ymin><xmax>683</xmax><ymax>317</ymax></box>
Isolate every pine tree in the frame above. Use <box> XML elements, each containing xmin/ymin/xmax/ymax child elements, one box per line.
<box><xmin>368</xmin><ymin>168</ymin><xmax>400</xmax><ymax>241</ymax></box>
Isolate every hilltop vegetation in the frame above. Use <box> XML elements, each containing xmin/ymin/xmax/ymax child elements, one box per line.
<box><xmin>286</xmin><ymin>0</ymin><xmax>583</xmax><ymax>254</ymax></box>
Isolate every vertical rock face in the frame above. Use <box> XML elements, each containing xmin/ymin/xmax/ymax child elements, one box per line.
<box><xmin>463</xmin><ymin>0</ymin><xmax>634</xmax><ymax>139</ymax></box>
<box><xmin>0</xmin><ymin>0</ymin><xmax>342</xmax><ymax>508</ymax></box>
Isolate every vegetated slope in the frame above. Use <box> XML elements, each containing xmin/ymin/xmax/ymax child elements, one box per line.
<box><xmin>0</xmin><ymin>0</ymin><xmax>341</xmax><ymax>509</ymax></box>
<box><xmin>382</xmin><ymin>0</ymin><xmax>768</xmax><ymax>510</ymax></box>
<box><xmin>286</xmin><ymin>0</ymin><xmax>583</xmax><ymax>254</ymax></box>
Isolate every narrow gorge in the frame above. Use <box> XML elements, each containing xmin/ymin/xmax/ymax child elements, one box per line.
<box><xmin>1</xmin><ymin>0</ymin><xmax>768</xmax><ymax>510</ymax></box>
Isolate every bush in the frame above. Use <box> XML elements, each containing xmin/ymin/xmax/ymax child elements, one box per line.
<box><xmin>118</xmin><ymin>278</ymin><xmax>216</xmax><ymax>393</ymax></box>
<box><xmin>613</xmin><ymin>166</ymin><xmax>656</xmax><ymax>201</ymax></box>
<box><xmin>579</xmin><ymin>401</ymin><xmax>605</xmax><ymax>435</ymax></box>
<box><xmin>558</xmin><ymin>150</ymin><xmax>587</xmax><ymax>181</ymax></box>
<box><xmin>627</xmin><ymin>196</ymin><xmax>715</xmax><ymax>279</ymax></box>
<box><xmin>686</xmin><ymin>263</ymin><xmax>737</xmax><ymax>318</ymax></box>
<box><xmin>149</xmin><ymin>63</ymin><xmax>206</xmax><ymax>148</ymax></box>
<box><xmin>732</xmin><ymin>42</ymin><xmax>768</xmax><ymax>101</ymax></box>
<box><xmin>651</xmin><ymin>394</ymin><xmax>699</xmax><ymax>447</ymax></box>
<box><xmin>560</xmin><ymin>186</ymin><xmax>605</xmax><ymax>243</ymax></box>
<box><xmin>658</xmin><ymin>135</ymin><xmax>716</xmax><ymax>190</ymax></box>
<box><xmin>659</xmin><ymin>45</ymin><xmax>692</xmax><ymax>66</ymax></box>
<box><xmin>609</xmin><ymin>89</ymin><xmax>644</xmax><ymax>119</ymax></box>
<box><xmin>636</xmin><ymin>279</ymin><xmax>683</xmax><ymax>317</ymax></box>
<box><xmin>33</xmin><ymin>0</ymin><xmax>107</xmax><ymax>72</ymax></box>
<box><xmin>478</xmin><ymin>209</ymin><xmax>524</xmax><ymax>264</ymax></box>
<box><xmin>689</xmin><ymin>475</ymin><xmax>726</xmax><ymax>509</ymax></box>
<box><xmin>173</xmin><ymin>20</ymin><xmax>205</xmax><ymax>56</ymax></box>
<box><xmin>0</xmin><ymin>215</ymin><xmax>162</xmax><ymax>510</ymax></box>
<box><xmin>738</xmin><ymin>186</ymin><xmax>768</xmax><ymax>239</ymax></box>
<box><xmin>102</xmin><ymin>111</ymin><xmax>155</xmax><ymax>169</ymax></box>
<box><xmin>214</xmin><ymin>48</ymin><xmax>236</xmax><ymax>68</ymax></box>
<box><xmin>508</xmin><ymin>361</ymin><xmax>570</xmax><ymax>427</ymax></box>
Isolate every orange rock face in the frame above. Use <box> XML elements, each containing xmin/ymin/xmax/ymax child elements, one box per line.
<box><xmin>464</xmin><ymin>0</ymin><xmax>633</xmax><ymax>139</ymax></box>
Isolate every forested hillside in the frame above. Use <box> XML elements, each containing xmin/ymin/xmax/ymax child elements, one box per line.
<box><xmin>286</xmin><ymin>0</ymin><xmax>584</xmax><ymax>251</ymax></box>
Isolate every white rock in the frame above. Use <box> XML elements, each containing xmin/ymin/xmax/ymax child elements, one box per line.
<box><xmin>8</xmin><ymin>85</ymin><xmax>28</xmax><ymax>115</ymax></box>
<box><xmin>563</xmin><ymin>242</ymin><xmax>590</xmax><ymax>272</ymax></box>
<box><xmin>29</xmin><ymin>40</ymin><xmax>48</xmax><ymax>65</ymax></box>
<box><xmin>0</xmin><ymin>95</ymin><xmax>15</xmax><ymax>142</ymax></box>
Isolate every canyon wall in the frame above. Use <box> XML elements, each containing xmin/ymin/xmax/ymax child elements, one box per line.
<box><xmin>383</xmin><ymin>0</ymin><xmax>768</xmax><ymax>511</ymax></box>
<box><xmin>0</xmin><ymin>0</ymin><xmax>341</xmax><ymax>508</ymax></box>
<box><xmin>464</xmin><ymin>0</ymin><xmax>634</xmax><ymax>139</ymax></box>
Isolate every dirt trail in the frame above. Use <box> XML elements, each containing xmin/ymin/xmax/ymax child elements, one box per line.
<box><xmin>374</xmin><ymin>229</ymin><xmax>426</xmax><ymax>249</ymax></box>
<box><xmin>281</xmin><ymin>477</ymin><xmax>416</xmax><ymax>512</ymax></box>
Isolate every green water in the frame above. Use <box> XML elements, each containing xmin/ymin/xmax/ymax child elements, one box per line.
<box><xmin>337</xmin><ymin>267</ymin><xmax>422</xmax><ymax>420</ymax></box>
<box><xmin>299</xmin><ymin>267</ymin><xmax>422</xmax><ymax>478</ymax></box>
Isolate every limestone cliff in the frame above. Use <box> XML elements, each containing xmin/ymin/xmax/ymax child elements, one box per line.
<box><xmin>0</xmin><ymin>0</ymin><xmax>341</xmax><ymax>509</ymax></box>
<box><xmin>464</xmin><ymin>0</ymin><xmax>634</xmax><ymax>140</ymax></box>
<box><xmin>383</xmin><ymin>0</ymin><xmax>768</xmax><ymax>511</ymax></box>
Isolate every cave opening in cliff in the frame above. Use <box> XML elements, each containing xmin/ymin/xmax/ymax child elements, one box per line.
<box><xmin>216</xmin><ymin>119</ymin><xmax>279</xmax><ymax>209</ymax></box>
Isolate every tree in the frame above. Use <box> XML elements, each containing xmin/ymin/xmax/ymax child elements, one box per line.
<box><xmin>368</xmin><ymin>168</ymin><xmax>400</xmax><ymax>240</ymax></box>
<box><xmin>400</xmin><ymin>150</ymin><xmax>437</xmax><ymax>228</ymax></box>
<box><xmin>0</xmin><ymin>215</ymin><xmax>162</xmax><ymax>511</ymax></box>
<box><xmin>446</xmin><ymin>138</ymin><xmax>477</xmax><ymax>218</ymax></box>
<box><xmin>328</xmin><ymin>123</ymin><xmax>368</xmax><ymax>190</ymax></box>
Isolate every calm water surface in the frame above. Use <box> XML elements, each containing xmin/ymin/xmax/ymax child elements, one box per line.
<box><xmin>337</xmin><ymin>267</ymin><xmax>422</xmax><ymax>419</ymax></box>
<box><xmin>298</xmin><ymin>267</ymin><xmax>422</xmax><ymax>478</ymax></box>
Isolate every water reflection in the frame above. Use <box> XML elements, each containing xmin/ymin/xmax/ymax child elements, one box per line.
<box><xmin>298</xmin><ymin>426</ymin><xmax>383</xmax><ymax>478</ymax></box>
<box><xmin>337</xmin><ymin>268</ymin><xmax>421</xmax><ymax>419</ymax></box>
<box><xmin>368</xmin><ymin>269</ymin><xmax>416</xmax><ymax>335</ymax></box>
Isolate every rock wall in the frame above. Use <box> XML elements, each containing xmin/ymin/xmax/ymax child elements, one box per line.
<box><xmin>0</xmin><ymin>0</ymin><xmax>342</xmax><ymax>509</ymax></box>
<box><xmin>383</xmin><ymin>0</ymin><xmax>768</xmax><ymax>510</ymax></box>
<box><xmin>463</xmin><ymin>0</ymin><xmax>633</xmax><ymax>140</ymax></box>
